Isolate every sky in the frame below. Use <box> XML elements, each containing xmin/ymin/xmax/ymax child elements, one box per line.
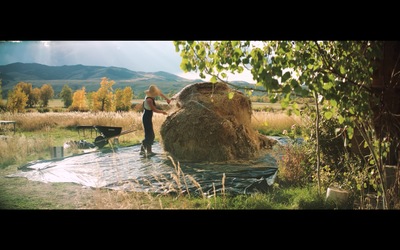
<box><xmin>0</xmin><ymin>41</ymin><xmax>256</xmax><ymax>83</ymax></box>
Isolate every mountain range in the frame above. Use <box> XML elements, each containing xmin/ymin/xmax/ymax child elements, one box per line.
<box><xmin>0</xmin><ymin>62</ymin><xmax>254</xmax><ymax>99</ymax></box>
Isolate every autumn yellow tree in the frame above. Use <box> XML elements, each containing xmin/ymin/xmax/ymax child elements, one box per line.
<box><xmin>115</xmin><ymin>86</ymin><xmax>133</xmax><ymax>111</ymax></box>
<box><xmin>31</xmin><ymin>87</ymin><xmax>41</xmax><ymax>107</ymax></box>
<box><xmin>92</xmin><ymin>77</ymin><xmax>115</xmax><ymax>112</ymax></box>
<box><xmin>69</xmin><ymin>87</ymin><xmax>89</xmax><ymax>112</ymax></box>
<box><xmin>6</xmin><ymin>85</ymin><xmax>28</xmax><ymax>113</ymax></box>
<box><xmin>86</xmin><ymin>91</ymin><xmax>94</xmax><ymax>110</ymax></box>
<box><xmin>15</xmin><ymin>82</ymin><xmax>35</xmax><ymax>108</ymax></box>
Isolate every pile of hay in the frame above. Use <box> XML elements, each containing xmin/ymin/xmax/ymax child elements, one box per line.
<box><xmin>160</xmin><ymin>82</ymin><xmax>276</xmax><ymax>162</ymax></box>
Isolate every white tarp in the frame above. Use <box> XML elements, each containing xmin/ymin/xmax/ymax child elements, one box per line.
<box><xmin>8</xmin><ymin>143</ymin><xmax>279</xmax><ymax>195</ymax></box>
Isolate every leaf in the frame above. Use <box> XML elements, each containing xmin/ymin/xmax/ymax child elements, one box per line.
<box><xmin>322</xmin><ymin>82</ymin><xmax>333</xmax><ymax>90</ymax></box>
<box><xmin>292</xmin><ymin>102</ymin><xmax>300</xmax><ymax>115</ymax></box>
<box><xmin>271</xmin><ymin>78</ymin><xmax>280</xmax><ymax>89</ymax></box>
<box><xmin>281</xmin><ymin>94</ymin><xmax>290</xmax><ymax>109</ymax></box>
<box><xmin>282</xmin><ymin>84</ymin><xmax>291</xmax><ymax>94</ymax></box>
<box><xmin>281</xmin><ymin>71</ymin><xmax>291</xmax><ymax>83</ymax></box>
<box><xmin>228</xmin><ymin>92</ymin><xmax>235</xmax><ymax>99</ymax></box>
<box><xmin>339</xmin><ymin>66</ymin><xmax>346</xmax><ymax>75</ymax></box>
<box><xmin>324</xmin><ymin>111</ymin><xmax>333</xmax><ymax>120</ymax></box>
<box><xmin>338</xmin><ymin>115</ymin><xmax>345</xmax><ymax>124</ymax></box>
<box><xmin>281</xmin><ymin>99</ymin><xmax>289</xmax><ymax>109</ymax></box>
<box><xmin>180</xmin><ymin>59</ymin><xmax>188</xmax><ymax>71</ymax></box>
<box><xmin>347</xmin><ymin>126</ymin><xmax>354</xmax><ymax>140</ymax></box>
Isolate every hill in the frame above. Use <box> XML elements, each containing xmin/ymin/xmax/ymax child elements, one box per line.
<box><xmin>0</xmin><ymin>63</ymin><xmax>255</xmax><ymax>99</ymax></box>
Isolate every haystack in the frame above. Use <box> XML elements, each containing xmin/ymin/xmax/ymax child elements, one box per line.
<box><xmin>160</xmin><ymin>82</ymin><xmax>276</xmax><ymax>163</ymax></box>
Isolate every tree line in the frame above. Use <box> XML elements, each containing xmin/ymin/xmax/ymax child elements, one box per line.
<box><xmin>0</xmin><ymin>77</ymin><xmax>134</xmax><ymax>113</ymax></box>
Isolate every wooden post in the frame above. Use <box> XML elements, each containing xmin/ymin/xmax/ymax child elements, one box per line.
<box><xmin>51</xmin><ymin>146</ymin><xmax>64</xmax><ymax>159</ymax></box>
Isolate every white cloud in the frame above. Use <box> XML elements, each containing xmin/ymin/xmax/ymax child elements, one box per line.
<box><xmin>178</xmin><ymin>69</ymin><xmax>255</xmax><ymax>84</ymax></box>
<box><xmin>41</xmin><ymin>41</ymin><xmax>51</xmax><ymax>47</ymax></box>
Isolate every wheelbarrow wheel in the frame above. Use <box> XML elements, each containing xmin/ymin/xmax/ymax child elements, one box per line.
<box><xmin>94</xmin><ymin>135</ymin><xmax>108</xmax><ymax>148</ymax></box>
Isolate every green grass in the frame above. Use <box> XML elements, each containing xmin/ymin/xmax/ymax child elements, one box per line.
<box><xmin>0</xmin><ymin>173</ymin><xmax>333</xmax><ymax>209</ymax></box>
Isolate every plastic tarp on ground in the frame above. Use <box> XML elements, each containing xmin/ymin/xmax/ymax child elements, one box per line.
<box><xmin>7</xmin><ymin>143</ymin><xmax>279</xmax><ymax>196</ymax></box>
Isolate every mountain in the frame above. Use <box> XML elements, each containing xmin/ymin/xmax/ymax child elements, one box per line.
<box><xmin>0</xmin><ymin>62</ymin><xmax>254</xmax><ymax>98</ymax></box>
<box><xmin>0</xmin><ymin>62</ymin><xmax>200</xmax><ymax>82</ymax></box>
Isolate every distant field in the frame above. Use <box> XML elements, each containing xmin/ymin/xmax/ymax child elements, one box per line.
<box><xmin>48</xmin><ymin>99</ymin><xmax>65</xmax><ymax>108</ymax></box>
<box><xmin>252</xmin><ymin>102</ymin><xmax>282</xmax><ymax>111</ymax></box>
<box><xmin>47</xmin><ymin>99</ymin><xmax>308</xmax><ymax>113</ymax></box>
<box><xmin>48</xmin><ymin>99</ymin><xmax>285</xmax><ymax>111</ymax></box>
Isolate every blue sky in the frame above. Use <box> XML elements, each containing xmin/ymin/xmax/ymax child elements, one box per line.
<box><xmin>0</xmin><ymin>41</ymin><xmax>255</xmax><ymax>83</ymax></box>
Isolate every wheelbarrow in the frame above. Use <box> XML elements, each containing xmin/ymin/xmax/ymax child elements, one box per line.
<box><xmin>93</xmin><ymin>125</ymin><xmax>135</xmax><ymax>148</ymax></box>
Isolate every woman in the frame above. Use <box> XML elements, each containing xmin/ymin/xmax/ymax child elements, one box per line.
<box><xmin>141</xmin><ymin>84</ymin><xmax>171</xmax><ymax>156</ymax></box>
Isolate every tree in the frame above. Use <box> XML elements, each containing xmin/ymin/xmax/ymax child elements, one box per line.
<box><xmin>0</xmin><ymin>79</ymin><xmax>4</xmax><ymax>111</ymax></box>
<box><xmin>174</xmin><ymin>41</ymin><xmax>399</xmax><ymax>208</ymax></box>
<box><xmin>6</xmin><ymin>85</ymin><xmax>28</xmax><ymax>113</ymax></box>
<box><xmin>40</xmin><ymin>84</ymin><xmax>54</xmax><ymax>107</ymax></box>
<box><xmin>92</xmin><ymin>77</ymin><xmax>115</xmax><ymax>112</ymax></box>
<box><xmin>31</xmin><ymin>87</ymin><xmax>41</xmax><ymax>107</ymax></box>
<box><xmin>115</xmin><ymin>86</ymin><xmax>133</xmax><ymax>111</ymax></box>
<box><xmin>59</xmin><ymin>84</ymin><xmax>73</xmax><ymax>108</ymax></box>
<box><xmin>15</xmin><ymin>82</ymin><xmax>34</xmax><ymax>108</ymax></box>
<box><xmin>69</xmin><ymin>87</ymin><xmax>88</xmax><ymax>112</ymax></box>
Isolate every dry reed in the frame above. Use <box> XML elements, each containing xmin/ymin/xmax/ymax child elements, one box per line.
<box><xmin>251</xmin><ymin>111</ymin><xmax>302</xmax><ymax>134</ymax></box>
